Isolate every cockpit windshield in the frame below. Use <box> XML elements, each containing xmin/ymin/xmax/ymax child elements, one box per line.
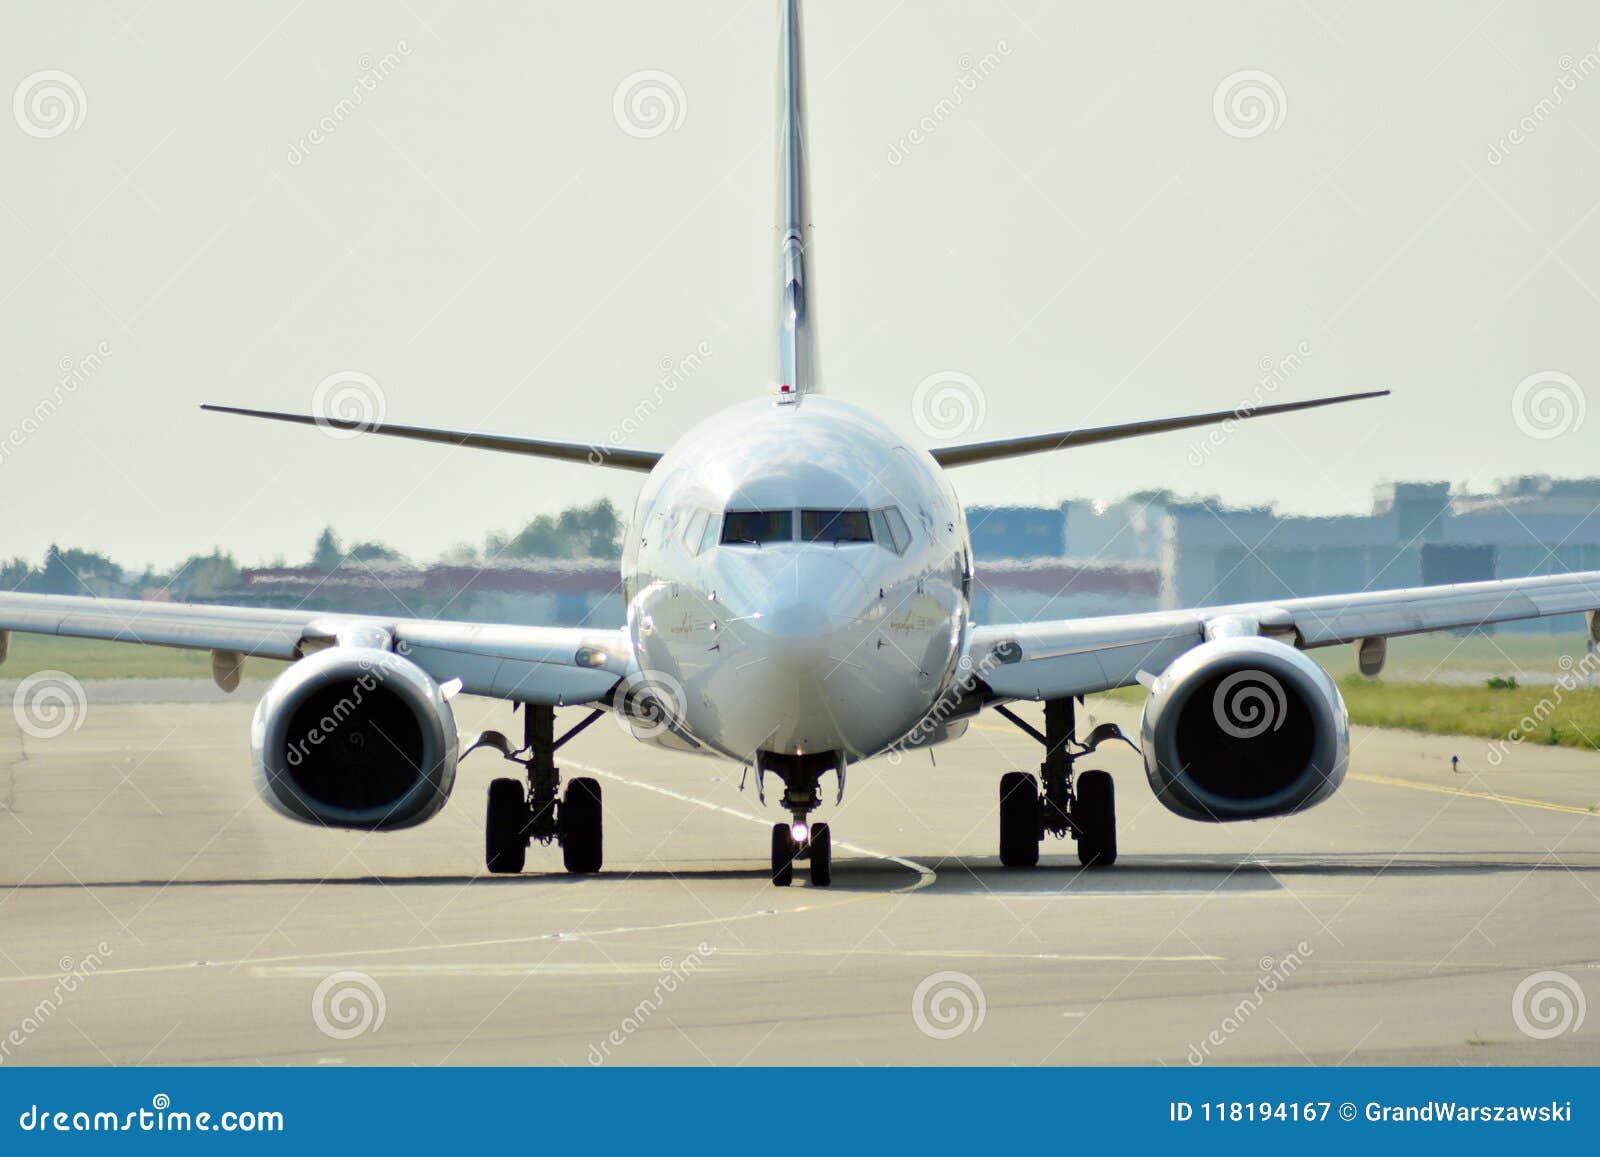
<box><xmin>801</xmin><ymin>509</ymin><xmax>873</xmax><ymax>543</ymax></box>
<box><xmin>717</xmin><ymin>507</ymin><xmax>905</xmax><ymax>548</ymax></box>
<box><xmin>720</xmin><ymin>509</ymin><xmax>793</xmax><ymax>545</ymax></box>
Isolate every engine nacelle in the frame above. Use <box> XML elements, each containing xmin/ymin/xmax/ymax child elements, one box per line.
<box><xmin>251</xmin><ymin>646</ymin><xmax>458</xmax><ymax>830</ymax></box>
<box><xmin>1140</xmin><ymin>636</ymin><xmax>1348</xmax><ymax>822</ymax></box>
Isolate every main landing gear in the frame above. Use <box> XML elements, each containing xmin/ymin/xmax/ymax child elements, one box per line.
<box><xmin>759</xmin><ymin>752</ymin><xmax>839</xmax><ymax>887</ymax></box>
<box><xmin>995</xmin><ymin>697</ymin><xmax>1131</xmax><ymax>868</ymax></box>
<box><xmin>475</xmin><ymin>703</ymin><xmax>607</xmax><ymax>875</ymax></box>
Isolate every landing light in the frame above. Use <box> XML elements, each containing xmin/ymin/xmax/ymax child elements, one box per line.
<box><xmin>791</xmin><ymin>822</ymin><xmax>809</xmax><ymax>844</ymax></box>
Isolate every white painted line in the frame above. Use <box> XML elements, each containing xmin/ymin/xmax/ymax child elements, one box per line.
<box><xmin>565</xmin><ymin>758</ymin><xmax>939</xmax><ymax>893</ymax></box>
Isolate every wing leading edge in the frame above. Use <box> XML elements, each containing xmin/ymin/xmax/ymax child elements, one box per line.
<box><xmin>0</xmin><ymin>591</ymin><xmax>629</xmax><ymax>706</ymax></box>
<box><xmin>200</xmin><ymin>405</ymin><xmax>663</xmax><ymax>473</ymax></box>
<box><xmin>970</xmin><ymin>569</ymin><xmax>1600</xmax><ymax>702</ymax></box>
<box><xmin>930</xmin><ymin>390</ymin><xmax>1389</xmax><ymax>468</ymax></box>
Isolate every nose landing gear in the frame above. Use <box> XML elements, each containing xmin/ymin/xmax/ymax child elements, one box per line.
<box><xmin>759</xmin><ymin>752</ymin><xmax>839</xmax><ymax>887</ymax></box>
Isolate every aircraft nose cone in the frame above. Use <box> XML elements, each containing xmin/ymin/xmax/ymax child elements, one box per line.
<box><xmin>753</xmin><ymin>600</ymin><xmax>832</xmax><ymax>652</ymax></box>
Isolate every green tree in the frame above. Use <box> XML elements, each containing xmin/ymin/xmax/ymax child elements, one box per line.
<box><xmin>347</xmin><ymin>540</ymin><xmax>402</xmax><ymax>563</ymax></box>
<box><xmin>167</xmin><ymin>550</ymin><xmax>240</xmax><ymax>598</ymax></box>
<box><xmin>310</xmin><ymin>527</ymin><xmax>342</xmax><ymax>572</ymax></box>
<box><xmin>36</xmin><ymin>545</ymin><xmax>123</xmax><ymax>594</ymax></box>
<box><xmin>501</xmin><ymin>499</ymin><xmax>621</xmax><ymax>560</ymax></box>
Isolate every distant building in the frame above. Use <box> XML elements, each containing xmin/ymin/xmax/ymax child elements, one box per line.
<box><xmin>966</xmin><ymin>506</ymin><xmax>1066</xmax><ymax>562</ymax></box>
<box><xmin>182</xmin><ymin>476</ymin><xmax>1600</xmax><ymax>633</ymax></box>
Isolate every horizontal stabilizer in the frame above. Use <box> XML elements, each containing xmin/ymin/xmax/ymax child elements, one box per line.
<box><xmin>929</xmin><ymin>389</ymin><xmax>1389</xmax><ymax>468</ymax></box>
<box><xmin>201</xmin><ymin>404</ymin><xmax>662</xmax><ymax>473</ymax></box>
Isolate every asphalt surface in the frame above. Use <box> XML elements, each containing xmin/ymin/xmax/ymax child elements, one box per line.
<box><xmin>1</xmin><ymin>683</ymin><xmax>1597</xmax><ymax>1066</ymax></box>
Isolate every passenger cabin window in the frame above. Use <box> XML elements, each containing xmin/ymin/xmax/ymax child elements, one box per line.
<box><xmin>802</xmin><ymin>509</ymin><xmax>873</xmax><ymax>544</ymax></box>
<box><xmin>721</xmin><ymin>509</ymin><xmax>793</xmax><ymax>545</ymax></box>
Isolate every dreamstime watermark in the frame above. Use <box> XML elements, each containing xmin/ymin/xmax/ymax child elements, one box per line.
<box><xmin>1484</xmin><ymin>648</ymin><xmax>1600</xmax><ymax>766</ymax></box>
<box><xmin>311</xmin><ymin>970</ymin><xmax>386</xmax><ymax>1039</ymax></box>
<box><xmin>282</xmin><ymin>652</ymin><xmax>408</xmax><ymax>770</ymax></box>
<box><xmin>586</xmin><ymin>944</ymin><xmax>717</xmax><ymax>1064</ymax></box>
<box><xmin>886</xmin><ymin>41</ymin><xmax>1011</xmax><ymax>165</ymax></box>
<box><xmin>612</xmin><ymin>70</ymin><xmax>687</xmax><ymax>139</ymax></box>
<box><xmin>1187</xmin><ymin>942</ymin><xmax>1313</xmax><ymax>1064</ymax></box>
<box><xmin>912</xmin><ymin>970</ymin><xmax>986</xmax><ymax>1039</ymax></box>
<box><xmin>13</xmin><ymin>70</ymin><xmax>86</xmax><ymax>139</ymax></box>
<box><xmin>1211</xmin><ymin>669</ymin><xmax>1287</xmax><ymax>739</ymax></box>
<box><xmin>1511</xmin><ymin>970</ymin><xmax>1586</xmax><ymax>1040</ymax></box>
<box><xmin>311</xmin><ymin>370</ymin><xmax>387</xmax><ymax>439</ymax></box>
<box><xmin>588</xmin><ymin>341</ymin><xmax>712</xmax><ymax>464</ymax></box>
<box><xmin>1487</xmin><ymin>43</ymin><xmax>1600</xmax><ymax>165</ymax></box>
<box><xmin>286</xmin><ymin>42</ymin><xmax>412</xmax><ymax>166</ymax></box>
<box><xmin>0</xmin><ymin>342</ymin><xmax>113</xmax><ymax>469</ymax></box>
<box><xmin>611</xmin><ymin>668</ymin><xmax>689</xmax><ymax>742</ymax></box>
<box><xmin>1212</xmin><ymin>70</ymin><xmax>1287</xmax><ymax>139</ymax></box>
<box><xmin>1187</xmin><ymin>341</ymin><xmax>1311</xmax><ymax>466</ymax></box>
<box><xmin>885</xmin><ymin>647</ymin><xmax>1007</xmax><ymax>765</ymax></box>
<box><xmin>11</xmin><ymin>671</ymin><xmax>88</xmax><ymax>740</ymax></box>
<box><xmin>1510</xmin><ymin>370</ymin><xmax>1584</xmax><ymax>440</ymax></box>
<box><xmin>911</xmin><ymin>370</ymin><xmax>986</xmax><ymax>441</ymax></box>
<box><xmin>0</xmin><ymin>942</ymin><xmax>113</xmax><ymax>1065</ymax></box>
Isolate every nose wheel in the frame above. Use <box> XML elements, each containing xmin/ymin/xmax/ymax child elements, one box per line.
<box><xmin>770</xmin><ymin>820</ymin><xmax>832</xmax><ymax>887</ymax></box>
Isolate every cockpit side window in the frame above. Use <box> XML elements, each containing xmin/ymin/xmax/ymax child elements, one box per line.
<box><xmin>683</xmin><ymin>510</ymin><xmax>709</xmax><ymax>553</ymax></box>
<box><xmin>801</xmin><ymin>509</ymin><xmax>873</xmax><ymax>543</ymax></box>
<box><xmin>721</xmin><ymin>509</ymin><xmax>794</xmax><ymax>545</ymax></box>
<box><xmin>872</xmin><ymin>507</ymin><xmax>912</xmax><ymax>554</ymax></box>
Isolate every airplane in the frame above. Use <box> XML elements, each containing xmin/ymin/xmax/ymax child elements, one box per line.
<box><xmin>6</xmin><ymin>0</ymin><xmax>1600</xmax><ymax>888</ymax></box>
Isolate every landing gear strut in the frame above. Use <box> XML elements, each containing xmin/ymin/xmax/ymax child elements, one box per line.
<box><xmin>480</xmin><ymin>704</ymin><xmax>605</xmax><ymax>875</ymax></box>
<box><xmin>759</xmin><ymin>752</ymin><xmax>838</xmax><ymax>887</ymax></box>
<box><xmin>994</xmin><ymin>697</ymin><xmax>1124</xmax><ymax>868</ymax></box>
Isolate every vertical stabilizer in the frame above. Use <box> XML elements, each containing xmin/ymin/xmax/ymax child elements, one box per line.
<box><xmin>776</xmin><ymin>0</ymin><xmax>815</xmax><ymax>398</ymax></box>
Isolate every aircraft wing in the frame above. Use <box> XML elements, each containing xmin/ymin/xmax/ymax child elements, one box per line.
<box><xmin>0</xmin><ymin>591</ymin><xmax>629</xmax><ymax>706</ymax></box>
<box><xmin>969</xmin><ymin>570</ymin><xmax>1600</xmax><ymax>701</ymax></box>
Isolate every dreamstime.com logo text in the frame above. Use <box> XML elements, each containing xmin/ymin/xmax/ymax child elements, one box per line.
<box><xmin>286</xmin><ymin>42</ymin><xmax>412</xmax><ymax>165</ymax></box>
<box><xmin>886</xmin><ymin>42</ymin><xmax>1012</xmax><ymax>166</ymax></box>
<box><xmin>1484</xmin><ymin>648</ymin><xmax>1600</xmax><ymax>766</ymax></box>
<box><xmin>1188</xmin><ymin>341</ymin><xmax>1310</xmax><ymax>466</ymax></box>
<box><xmin>1487</xmin><ymin>42</ymin><xmax>1600</xmax><ymax>165</ymax></box>
<box><xmin>17</xmin><ymin>1095</ymin><xmax>283</xmax><ymax>1134</ymax></box>
<box><xmin>0</xmin><ymin>943</ymin><xmax>113</xmax><ymax>1065</ymax></box>
<box><xmin>886</xmin><ymin>648</ymin><xmax>1006</xmax><ymax>764</ymax></box>
<box><xmin>0</xmin><ymin>343</ymin><xmax>113</xmax><ymax>468</ymax></box>
<box><xmin>586</xmin><ymin>944</ymin><xmax>717</xmax><ymax>1064</ymax></box>
<box><xmin>588</xmin><ymin>341</ymin><xmax>712</xmax><ymax>464</ymax></box>
<box><xmin>1187</xmin><ymin>942</ymin><xmax>1313</xmax><ymax>1064</ymax></box>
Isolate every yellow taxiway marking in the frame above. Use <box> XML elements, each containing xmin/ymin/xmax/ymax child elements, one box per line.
<box><xmin>1352</xmin><ymin>772</ymin><xmax>1598</xmax><ymax>817</ymax></box>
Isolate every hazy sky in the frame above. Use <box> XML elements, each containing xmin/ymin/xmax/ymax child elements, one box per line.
<box><xmin>4</xmin><ymin>0</ymin><xmax>1598</xmax><ymax>570</ymax></box>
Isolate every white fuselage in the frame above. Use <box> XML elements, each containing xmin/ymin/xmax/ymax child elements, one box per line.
<box><xmin>621</xmin><ymin>395</ymin><xmax>972</xmax><ymax>763</ymax></box>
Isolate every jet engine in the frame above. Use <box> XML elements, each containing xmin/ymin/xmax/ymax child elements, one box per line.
<box><xmin>1140</xmin><ymin>636</ymin><xmax>1348</xmax><ymax>822</ymax></box>
<box><xmin>251</xmin><ymin>646</ymin><xmax>458</xmax><ymax>830</ymax></box>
